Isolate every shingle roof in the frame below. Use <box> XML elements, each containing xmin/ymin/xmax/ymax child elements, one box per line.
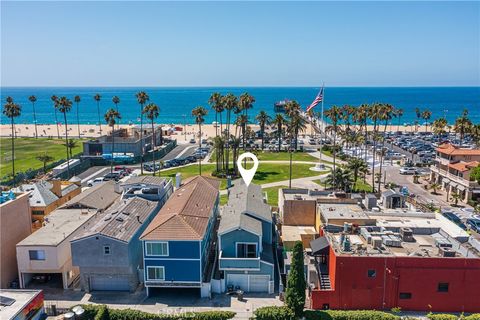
<box><xmin>219</xmin><ymin>205</ymin><xmax>262</xmax><ymax>235</ymax></box>
<box><xmin>140</xmin><ymin>176</ymin><xmax>220</xmax><ymax>240</ymax></box>
<box><xmin>437</xmin><ymin>143</ymin><xmax>480</xmax><ymax>156</ymax></box>
<box><xmin>227</xmin><ymin>180</ymin><xmax>272</xmax><ymax>222</ymax></box>
<box><xmin>73</xmin><ymin>197</ymin><xmax>158</xmax><ymax>243</ymax></box>
<box><xmin>14</xmin><ymin>181</ymin><xmax>58</xmax><ymax>207</ymax></box>
<box><xmin>61</xmin><ymin>181</ymin><xmax>120</xmax><ymax>210</ymax></box>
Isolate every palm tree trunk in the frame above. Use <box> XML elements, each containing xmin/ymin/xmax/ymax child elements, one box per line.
<box><xmin>97</xmin><ymin>102</ymin><xmax>102</xmax><ymax>134</ymax></box>
<box><xmin>63</xmin><ymin>113</ymin><xmax>70</xmax><ymax>177</ymax></box>
<box><xmin>140</xmin><ymin>103</ymin><xmax>144</xmax><ymax>175</ymax></box>
<box><xmin>76</xmin><ymin>102</ymin><xmax>81</xmax><ymax>138</ymax></box>
<box><xmin>378</xmin><ymin>121</ymin><xmax>388</xmax><ymax>192</ymax></box>
<box><xmin>54</xmin><ymin>108</ymin><xmax>60</xmax><ymax>139</ymax></box>
<box><xmin>261</xmin><ymin>125</ymin><xmax>264</xmax><ymax>151</ymax></box>
<box><xmin>11</xmin><ymin>118</ymin><xmax>15</xmax><ymax>184</ymax></box>
<box><xmin>278</xmin><ymin>125</ymin><xmax>281</xmax><ymax>152</ymax></box>
<box><xmin>32</xmin><ymin>102</ymin><xmax>38</xmax><ymax>139</ymax></box>
<box><xmin>215</xmin><ymin>111</ymin><xmax>218</xmax><ymax>137</ymax></box>
<box><xmin>198</xmin><ymin>123</ymin><xmax>202</xmax><ymax>176</ymax></box>
<box><xmin>111</xmin><ymin>126</ymin><xmax>115</xmax><ymax>174</ymax></box>
<box><xmin>152</xmin><ymin>120</ymin><xmax>156</xmax><ymax>176</ymax></box>
<box><xmin>226</xmin><ymin>110</ymin><xmax>230</xmax><ymax>174</ymax></box>
<box><xmin>371</xmin><ymin>121</ymin><xmax>377</xmax><ymax>193</ymax></box>
<box><xmin>333</xmin><ymin>129</ymin><xmax>337</xmax><ymax>190</ymax></box>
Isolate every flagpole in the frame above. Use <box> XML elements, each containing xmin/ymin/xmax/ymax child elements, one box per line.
<box><xmin>319</xmin><ymin>83</ymin><xmax>325</xmax><ymax>165</ymax></box>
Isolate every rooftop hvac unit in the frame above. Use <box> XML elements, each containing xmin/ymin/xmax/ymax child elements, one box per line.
<box><xmin>372</xmin><ymin>236</ymin><xmax>383</xmax><ymax>250</ymax></box>
<box><xmin>439</xmin><ymin>247</ymin><xmax>456</xmax><ymax>257</ymax></box>
<box><xmin>294</xmin><ymin>195</ymin><xmax>303</xmax><ymax>200</ymax></box>
<box><xmin>435</xmin><ymin>239</ymin><xmax>453</xmax><ymax>249</ymax></box>
<box><xmin>400</xmin><ymin>228</ymin><xmax>414</xmax><ymax>242</ymax></box>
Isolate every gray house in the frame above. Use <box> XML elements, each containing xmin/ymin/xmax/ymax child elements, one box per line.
<box><xmin>71</xmin><ymin>197</ymin><xmax>163</xmax><ymax>292</ymax></box>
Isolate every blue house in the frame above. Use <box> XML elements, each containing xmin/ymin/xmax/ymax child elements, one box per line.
<box><xmin>217</xmin><ymin>180</ymin><xmax>275</xmax><ymax>293</ymax></box>
<box><xmin>140</xmin><ymin>176</ymin><xmax>220</xmax><ymax>297</ymax></box>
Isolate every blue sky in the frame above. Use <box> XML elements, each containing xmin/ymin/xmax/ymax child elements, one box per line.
<box><xmin>1</xmin><ymin>1</ymin><xmax>479</xmax><ymax>87</ymax></box>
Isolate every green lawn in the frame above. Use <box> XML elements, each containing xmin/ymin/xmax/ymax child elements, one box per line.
<box><xmin>160</xmin><ymin>162</ymin><xmax>328</xmax><ymax>190</ymax></box>
<box><xmin>209</xmin><ymin>150</ymin><xmax>318</xmax><ymax>163</ymax></box>
<box><xmin>0</xmin><ymin>138</ymin><xmax>84</xmax><ymax>178</ymax></box>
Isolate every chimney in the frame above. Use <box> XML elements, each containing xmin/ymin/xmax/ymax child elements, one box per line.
<box><xmin>51</xmin><ymin>179</ymin><xmax>63</xmax><ymax>198</ymax></box>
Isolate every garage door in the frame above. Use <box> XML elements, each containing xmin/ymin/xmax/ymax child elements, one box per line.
<box><xmin>227</xmin><ymin>274</ymin><xmax>248</xmax><ymax>291</ymax></box>
<box><xmin>249</xmin><ymin>275</ymin><xmax>270</xmax><ymax>292</ymax></box>
<box><xmin>90</xmin><ymin>276</ymin><xmax>130</xmax><ymax>291</ymax></box>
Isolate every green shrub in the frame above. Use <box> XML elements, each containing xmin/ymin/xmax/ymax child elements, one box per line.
<box><xmin>252</xmin><ymin>306</ymin><xmax>294</xmax><ymax>320</ymax></box>
<box><xmin>465</xmin><ymin>314</ymin><xmax>480</xmax><ymax>320</ymax></box>
<box><xmin>80</xmin><ymin>305</ymin><xmax>235</xmax><ymax>320</ymax></box>
<box><xmin>427</xmin><ymin>314</ymin><xmax>458</xmax><ymax>320</ymax></box>
<box><xmin>304</xmin><ymin>309</ymin><xmax>400</xmax><ymax>320</ymax></box>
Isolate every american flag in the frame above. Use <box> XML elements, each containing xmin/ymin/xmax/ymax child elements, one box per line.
<box><xmin>306</xmin><ymin>87</ymin><xmax>324</xmax><ymax>112</ymax></box>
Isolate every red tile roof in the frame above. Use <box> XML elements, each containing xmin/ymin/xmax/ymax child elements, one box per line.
<box><xmin>140</xmin><ymin>176</ymin><xmax>220</xmax><ymax>240</ymax></box>
<box><xmin>437</xmin><ymin>143</ymin><xmax>480</xmax><ymax>156</ymax></box>
<box><xmin>448</xmin><ymin>161</ymin><xmax>480</xmax><ymax>172</ymax></box>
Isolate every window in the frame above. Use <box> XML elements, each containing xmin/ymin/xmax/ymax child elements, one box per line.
<box><xmin>367</xmin><ymin>270</ymin><xmax>376</xmax><ymax>278</ymax></box>
<box><xmin>236</xmin><ymin>243</ymin><xmax>257</xmax><ymax>258</ymax></box>
<box><xmin>146</xmin><ymin>242</ymin><xmax>168</xmax><ymax>256</ymax></box>
<box><xmin>29</xmin><ymin>250</ymin><xmax>45</xmax><ymax>261</ymax></box>
<box><xmin>438</xmin><ymin>283</ymin><xmax>449</xmax><ymax>292</ymax></box>
<box><xmin>32</xmin><ymin>210</ymin><xmax>44</xmax><ymax>215</ymax></box>
<box><xmin>103</xmin><ymin>246</ymin><xmax>111</xmax><ymax>255</ymax></box>
<box><xmin>147</xmin><ymin>266</ymin><xmax>165</xmax><ymax>281</ymax></box>
<box><xmin>399</xmin><ymin>292</ymin><xmax>412</xmax><ymax>299</ymax></box>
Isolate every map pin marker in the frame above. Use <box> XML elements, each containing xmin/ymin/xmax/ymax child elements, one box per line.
<box><xmin>237</xmin><ymin>152</ymin><xmax>259</xmax><ymax>187</ymax></box>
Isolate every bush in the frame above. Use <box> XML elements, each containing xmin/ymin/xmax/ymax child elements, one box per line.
<box><xmin>81</xmin><ymin>305</ymin><xmax>235</xmax><ymax>320</ymax></box>
<box><xmin>252</xmin><ymin>306</ymin><xmax>294</xmax><ymax>320</ymax></box>
<box><xmin>427</xmin><ymin>314</ymin><xmax>458</xmax><ymax>320</ymax></box>
<box><xmin>304</xmin><ymin>310</ymin><xmax>400</xmax><ymax>320</ymax></box>
<box><xmin>465</xmin><ymin>314</ymin><xmax>480</xmax><ymax>320</ymax></box>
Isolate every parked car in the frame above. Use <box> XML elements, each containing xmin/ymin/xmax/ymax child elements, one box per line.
<box><xmin>103</xmin><ymin>172</ymin><xmax>121</xmax><ymax>181</ymax></box>
<box><xmin>399</xmin><ymin>167</ymin><xmax>417</xmax><ymax>175</ymax></box>
<box><xmin>442</xmin><ymin>212</ymin><xmax>467</xmax><ymax>230</ymax></box>
<box><xmin>87</xmin><ymin>177</ymin><xmax>105</xmax><ymax>187</ymax></box>
<box><xmin>189</xmin><ymin>138</ymin><xmax>196</xmax><ymax>144</ymax></box>
<box><xmin>466</xmin><ymin>218</ymin><xmax>480</xmax><ymax>233</ymax></box>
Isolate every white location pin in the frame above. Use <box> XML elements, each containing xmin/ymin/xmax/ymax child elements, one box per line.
<box><xmin>237</xmin><ymin>152</ymin><xmax>259</xmax><ymax>187</ymax></box>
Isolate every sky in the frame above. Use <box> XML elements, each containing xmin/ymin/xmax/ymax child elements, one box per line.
<box><xmin>1</xmin><ymin>1</ymin><xmax>479</xmax><ymax>87</ymax></box>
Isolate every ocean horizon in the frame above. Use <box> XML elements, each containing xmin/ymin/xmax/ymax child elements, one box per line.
<box><xmin>1</xmin><ymin>86</ymin><xmax>479</xmax><ymax>126</ymax></box>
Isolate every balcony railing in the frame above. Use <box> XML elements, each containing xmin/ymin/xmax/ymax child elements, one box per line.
<box><xmin>432</xmin><ymin>166</ymin><xmax>478</xmax><ymax>188</ymax></box>
<box><xmin>218</xmin><ymin>251</ymin><xmax>260</xmax><ymax>270</ymax></box>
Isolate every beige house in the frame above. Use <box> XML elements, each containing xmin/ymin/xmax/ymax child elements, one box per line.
<box><xmin>16</xmin><ymin>208</ymin><xmax>97</xmax><ymax>289</ymax></box>
<box><xmin>430</xmin><ymin>143</ymin><xmax>480</xmax><ymax>202</ymax></box>
<box><xmin>0</xmin><ymin>192</ymin><xmax>32</xmax><ymax>288</ymax></box>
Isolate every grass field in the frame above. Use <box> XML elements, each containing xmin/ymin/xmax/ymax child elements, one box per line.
<box><xmin>0</xmin><ymin>138</ymin><xmax>84</xmax><ymax>178</ymax></box>
<box><xmin>209</xmin><ymin>150</ymin><xmax>319</xmax><ymax>163</ymax></box>
<box><xmin>160</xmin><ymin>162</ymin><xmax>327</xmax><ymax>190</ymax></box>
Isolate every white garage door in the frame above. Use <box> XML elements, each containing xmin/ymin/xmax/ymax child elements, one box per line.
<box><xmin>226</xmin><ymin>274</ymin><xmax>270</xmax><ymax>292</ymax></box>
<box><xmin>249</xmin><ymin>275</ymin><xmax>270</xmax><ymax>292</ymax></box>
<box><xmin>90</xmin><ymin>276</ymin><xmax>130</xmax><ymax>291</ymax></box>
<box><xmin>227</xmin><ymin>274</ymin><xmax>248</xmax><ymax>291</ymax></box>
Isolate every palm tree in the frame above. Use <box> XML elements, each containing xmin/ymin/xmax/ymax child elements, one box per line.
<box><xmin>324</xmin><ymin>105</ymin><xmax>343</xmax><ymax>189</ymax></box>
<box><xmin>222</xmin><ymin>93</ymin><xmax>237</xmax><ymax>174</ymax></box>
<box><xmin>287</xmin><ymin>114</ymin><xmax>307</xmax><ymax>152</ymax></box>
<box><xmin>112</xmin><ymin>96</ymin><xmax>121</xmax><ymax>130</ymax></box>
<box><xmin>6</xmin><ymin>96</ymin><xmax>13</xmax><ymax>103</ymax></box>
<box><xmin>143</xmin><ymin>103</ymin><xmax>159</xmax><ymax>176</ymax></box>
<box><xmin>74</xmin><ymin>95</ymin><xmax>81</xmax><ymax>138</ymax></box>
<box><xmin>421</xmin><ymin>110</ymin><xmax>432</xmax><ymax>134</ymax></box>
<box><xmin>395</xmin><ymin>108</ymin><xmax>404</xmax><ymax>132</ymax></box>
<box><xmin>326</xmin><ymin>168</ymin><xmax>354</xmax><ymax>193</ymax></box>
<box><xmin>255</xmin><ymin>111</ymin><xmax>271</xmax><ymax>151</ymax></box>
<box><xmin>377</xmin><ymin>103</ymin><xmax>394</xmax><ymax>192</ymax></box>
<box><xmin>51</xmin><ymin>95</ymin><xmax>60</xmax><ymax>139</ymax></box>
<box><xmin>235</xmin><ymin>114</ymin><xmax>248</xmax><ymax>151</ymax></box>
<box><xmin>36</xmin><ymin>153</ymin><xmax>54</xmax><ymax>174</ymax></box>
<box><xmin>135</xmin><ymin>91</ymin><xmax>150</xmax><ymax>175</ymax></box>
<box><xmin>239</xmin><ymin>93</ymin><xmax>255</xmax><ymax>148</ymax></box>
<box><xmin>284</xmin><ymin>100</ymin><xmax>302</xmax><ymax>149</ymax></box>
<box><xmin>346</xmin><ymin>158</ymin><xmax>368</xmax><ymax>191</ymax></box>
<box><xmin>415</xmin><ymin>107</ymin><xmax>421</xmax><ymax>132</ymax></box>
<box><xmin>57</xmin><ymin>96</ymin><xmax>73</xmax><ymax>176</ymax></box>
<box><xmin>104</xmin><ymin>108</ymin><xmax>121</xmax><ymax>173</ymax></box>
<box><xmin>454</xmin><ymin>109</ymin><xmax>472</xmax><ymax>145</ymax></box>
<box><xmin>450</xmin><ymin>191</ymin><xmax>462</xmax><ymax>206</ymax></box>
<box><xmin>209</xmin><ymin>92</ymin><xmax>224</xmax><ymax>137</ymax></box>
<box><xmin>429</xmin><ymin>183</ymin><xmax>441</xmax><ymax>195</ymax></box>
<box><xmin>192</xmin><ymin>106</ymin><xmax>208</xmax><ymax>175</ymax></box>
<box><xmin>272</xmin><ymin>114</ymin><xmax>286</xmax><ymax>152</ymax></box>
<box><xmin>367</xmin><ymin>103</ymin><xmax>382</xmax><ymax>192</ymax></box>
<box><xmin>93</xmin><ymin>94</ymin><xmax>102</xmax><ymax>134</ymax></box>
<box><xmin>28</xmin><ymin>95</ymin><xmax>38</xmax><ymax>138</ymax></box>
<box><xmin>470</xmin><ymin>124</ymin><xmax>480</xmax><ymax>147</ymax></box>
<box><xmin>64</xmin><ymin>139</ymin><xmax>78</xmax><ymax>158</ymax></box>
<box><xmin>211</xmin><ymin>135</ymin><xmax>225</xmax><ymax>174</ymax></box>
<box><xmin>3</xmin><ymin>100</ymin><xmax>21</xmax><ymax>183</ymax></box>
<box><xmin>432</xmin><ymin>117</ymin><xmax>447</xmax><ymax>137</ymax></box>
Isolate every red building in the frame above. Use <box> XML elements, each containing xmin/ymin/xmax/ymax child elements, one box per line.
<box><xmin>309</xmin><ymin>213</ymin><xmax>480</xmax><ymax>312</ymax></box>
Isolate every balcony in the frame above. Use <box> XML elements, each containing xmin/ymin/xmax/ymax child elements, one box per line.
<box><xmin>218</xmin><ymin>251</ymin><xmax>260</xmax><ymax>270</ymax></box>
<box><xmin>431</xmin><ymin>166</ymin><xmax>479</xmax><ymax>188</ymax></box>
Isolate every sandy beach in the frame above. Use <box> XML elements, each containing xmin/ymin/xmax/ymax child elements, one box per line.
<box><xmin>0</xmin><ymin>122</ymin><xmax>433</xmax><ymax>140</ymax></box>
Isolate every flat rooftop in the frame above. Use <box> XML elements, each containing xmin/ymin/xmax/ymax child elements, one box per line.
<box><xmin>318</xmin><ymin>203</ymin><xmax>373</xmax><ymax>222</ymax></box>
<box><xmin>281</xmin><ymin>188</ymin><xmax>334</xmax><ymax>201</ymax></box>
<box><xmin>17</xmin><ymin>208</ymin><xmax>97</xmax><ymax>246</ymax></box>
<box><xmin>281</xmin><ymin>225</ymin><xmax>317</xmax><ymax>243</ymax></box>
<box><xmin>0</xmin><ymin>289</ymin><xmax>42</xmax><ymax>320</ymax></box>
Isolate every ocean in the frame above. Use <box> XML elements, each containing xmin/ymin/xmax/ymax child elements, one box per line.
<box><xmin>1</xmin><ymin>87</ymin><xmax>479</xmax><ymax>125</ymax></box>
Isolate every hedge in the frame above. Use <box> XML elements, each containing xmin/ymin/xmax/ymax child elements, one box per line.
<box><xmin>465</xmin><ymin>315</ymin><xmax>480</xmax><ymax>320</ymax></box>
<box><xmin>252</xmin><ymin>306</ymin><xmax>294</xmax><ymax>320</ymax></box>
<box><xmin>427</xmin><ymin>315</ymin><xmax>480</xmax><ymax>320</ymax></box>
<box><xmin>304</xmin><ymin>310</ymin><xmax>400</xmax><ymax>320</ymax></box>
<box><xmin>81</xmin><ymin>305</ymin><xmax>235</xmax><ymax>320</ymax></box>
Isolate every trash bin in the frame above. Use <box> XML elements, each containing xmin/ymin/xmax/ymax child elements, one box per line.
<box><xmin>237</xmin><ymin>290</ymin><xmax>244</xmax><ymax>301</ymax></box>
